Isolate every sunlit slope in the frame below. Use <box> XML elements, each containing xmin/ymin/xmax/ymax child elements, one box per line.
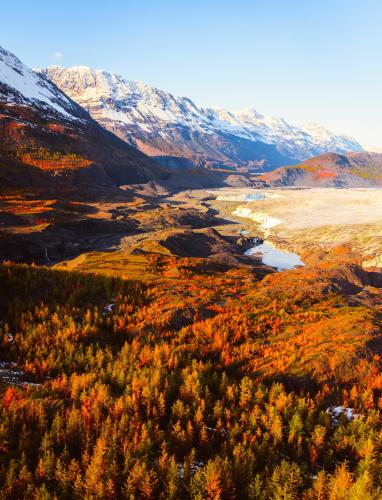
<box><xmin>1</xmin><ymin>255</ymin><xmax>382</xmax><ymax>496</ymax></box>
<box><xmin>203</xmin><ymin>187</ymin><xmax>382</xmax><ymax>264</ymax></box>
<box><xmin>261</xmin><ymin>152</ymin><xmax>382</xmax><ymax>187</ymax></box>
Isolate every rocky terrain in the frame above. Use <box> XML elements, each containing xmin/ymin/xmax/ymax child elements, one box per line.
<box><xmin>1</xmin><ymin>45</ymin><xmax>381</xmax><ymax>275</ymax></box>
<box><xmin>198</xmin><ymin>187</ymin><xmax>382</xmax><ymax>267</ymax></box>
<box><xmin>0</xmin><ymin>187</ymin><xmax>262</xmax><ymax>269</ymax></box>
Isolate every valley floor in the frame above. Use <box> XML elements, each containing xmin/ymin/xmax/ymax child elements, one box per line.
<box><xmin>169</xmin><ymin>187</ymin><xmax>382</xmax><ymax>267</ymax></box>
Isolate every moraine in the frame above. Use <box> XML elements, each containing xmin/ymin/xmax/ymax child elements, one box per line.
<box><xmin>208</xmin><ymin>187</ymin><xmax>305</xmax><ymax>272</ymax></box>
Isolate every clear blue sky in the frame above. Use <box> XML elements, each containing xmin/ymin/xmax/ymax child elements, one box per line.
<box><xmin>2</xmin><ymin>0</ymin><xmax>382</xmax><ymax>149</ymax></box>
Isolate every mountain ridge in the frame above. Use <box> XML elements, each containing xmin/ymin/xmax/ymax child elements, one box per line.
<box><xmin>260</xmin><ymin>151</ymin><xmax>382</xmax><ymax>187</ymax></box>
<box><xmin>41</xmin><ymin>65</ymin><xmax>363</xmax><ymax>171</ymax></box>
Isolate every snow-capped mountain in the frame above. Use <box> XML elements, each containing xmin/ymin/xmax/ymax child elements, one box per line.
<box><xmin>0</xmin><ymin>46</ymin><xmax>86</xmax><ymax>121</ymax></box>
<box><xmin>207</xmin><ymin>109</ymin><xmax>361</xmax><ymax>160</ymax></box>
<box><xmin>0</xmin><ymin>45</ymin><xmax>164</xmax><ymax>191</ymax></box>
<box><xmin>41</xmin><ymin>65</ymin><xmax>363</xmax><ymax>170</ymax></box>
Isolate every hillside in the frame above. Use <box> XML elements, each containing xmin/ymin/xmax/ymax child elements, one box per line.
<box><xmin>261</xmin><ymin>152</ymin><xmax>382</xmax><ymax>187</ymax></box>
<box><xmin>1</xmin><ymin>251</ymin><xmax>382</xmax><ymax>497</ymax></box>
<box><xmin>0</xmin><ymin>46</ymin><xmax>166</xmax><ymax>195</ymax></box>
<box><xmin>41</xmin><ymin>65</ymin><xmax>362</xmax><ymax>171</ymax></box>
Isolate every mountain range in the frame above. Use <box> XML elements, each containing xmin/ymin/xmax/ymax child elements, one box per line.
<box><xmin>1</xmin><ymin>44</ymin><xmax>380</xmax><ymax>193</ymax></box>
<box><xmin>41</xmin><ymin>65</ymin><xmax>363</xmax><ymax>171</ymax></box>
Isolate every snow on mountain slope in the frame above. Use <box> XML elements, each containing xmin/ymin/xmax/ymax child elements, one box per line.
<box><xmin>206</xmin><ymin>109</ymin><xmax>361</xmax><ymax>160</ymax></box>
<box><xmin>0</xmin><ymin>45</ymin><xmax>166</xmax><ymax>191</ymax></box>
<box><xmin>41</xmin><ymin>65</ymin><xmax>363</xmax><ymax>170</ymax></box>
<box><xmin>0</xmin><ymin>47</ymin><xmax>83</xmax><ymax>120</ymax></box>
<box><xmin>41</xmin><ymin>65</ymin><xmax>211</xmax><ymax>131</ymax></box>
<box><xmin>300</xmin><ymin>123</ymin><xmax>361</xmax><ymax>154</ymax></box>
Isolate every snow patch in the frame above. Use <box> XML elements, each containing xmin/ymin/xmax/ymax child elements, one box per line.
<box><xmin>0</xmin><ymin>362</ymin><xmax>41</xmax><ymax>387</ymax></box>
<box><xmin>232</xmin><ymin>207</ymin><xmax>282</xmax><ymax>230</ymax></box>
<box><xmin>0</xmin><ymin>46</ymin><xmax>78</xmax><ymax>120</ymax></box>
<box><xmin>178</xmin><ymin>460</ymin><xmax>204</xmax><ymax>479</ymax></box>
<box><xmin>103</xmin><ymin>297</ymin><xmax>117</xmax><ymax>314</ymax></box>
<box><xmin>326</xmin><ymin>406</ymin><xmax>359</xmax><ymax>424</ymax></box>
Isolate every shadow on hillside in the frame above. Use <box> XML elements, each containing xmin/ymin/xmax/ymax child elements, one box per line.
<box><xmin>0</xmin><ymin>218</ymin><xmax>139</xmax><ymax>264</ymax></box>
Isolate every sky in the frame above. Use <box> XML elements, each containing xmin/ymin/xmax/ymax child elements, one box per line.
<box><xmin>2</xmin><ymin>0</ymin><xmax>382</xmax><ymax>149</ymax></box>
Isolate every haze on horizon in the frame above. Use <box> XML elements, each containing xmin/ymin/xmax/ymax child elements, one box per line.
<box><xmin>2</xmin><ymin>0</ymin><xmax>381</xmax><ymax>150</ymax></box>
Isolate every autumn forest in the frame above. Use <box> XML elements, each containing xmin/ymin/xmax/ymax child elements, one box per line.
<box><xmin>1</xmin><ymin>255</ymin><xmax>382</xmax><ymax>499</ymax></box>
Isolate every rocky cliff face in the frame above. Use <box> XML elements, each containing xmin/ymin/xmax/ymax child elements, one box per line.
<box><xmin>41</xmin><ymin>65</ymin><xmax>363</xmax><ymax>171</ymax></box>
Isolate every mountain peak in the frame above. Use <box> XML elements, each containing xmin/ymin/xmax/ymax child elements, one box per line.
<box><xmin>0</xmin><ymin>46</ymin><xmax>82</xmax><ymax>120</ymax></box>
<box><xmin>237</xmin><ymin>107</ymin><xmax>264</xmax><ymax>120</ymax></box>
<box><xmin>42</xmin><ymin>64</ymin><xmax>363</xmax><ymax>169</ymax></box>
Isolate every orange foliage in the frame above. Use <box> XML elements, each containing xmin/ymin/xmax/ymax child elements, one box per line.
<box><xmin>313</xmin><ymin>170</ymin><xmax>338</xmax><ymax>180</ymax></box>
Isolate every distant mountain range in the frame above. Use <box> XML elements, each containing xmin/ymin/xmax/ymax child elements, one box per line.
<box><xmin>260</xmin><ymin>152</ymin><xmax>382</xmax><ymax>187</ymax></box>
<box><xmin>1</xmin><ymin>44</ymin><xmax>379</xmax><ymax>194</ymax></box>
<box><xmin>41</xmin><ymin>65</ymin><xmax>363</xmax><ymax>171</ymax></box>
<box><xmin>0</xmin><ymin>46</ymin><xmax>165</xmax><ymax>193</ymax></box>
